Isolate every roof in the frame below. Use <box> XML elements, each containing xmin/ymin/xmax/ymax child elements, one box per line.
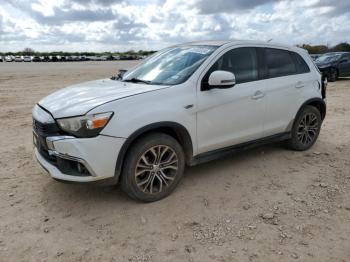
<box><xmin>184</xmin><ymin>40</ymin><xmax>232</xmax><ymax>46</ymax></box>
<box><xmin>323</xmin><ymin>52</ymin><xmax>349</xmax><ymax>55</ymax></box>
<box><xmin>176</xmin><ymin>39</ymin><xmax>297</xmax><ymax>50</ymax></box>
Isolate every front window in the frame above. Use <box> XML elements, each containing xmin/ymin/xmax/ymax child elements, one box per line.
<box><xmin>122</xmin><ymin>45</ymin><xmax>218</xmax><ymax>85</ymax></box>
<box><xmin>316</xmin><ymin>54</ymin><xmax>342</xmax><ymax>63</ymax></box>
<box><xmin>202</xmin><ymin>47</ymin><xmax>258</xmax><ymax>86</ymax></box>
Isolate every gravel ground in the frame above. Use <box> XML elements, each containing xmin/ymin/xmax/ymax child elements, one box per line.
<box><xmin>0</xmin><ymin>61</ymin><xmax>349</xmax><ymax>262</ymax></box>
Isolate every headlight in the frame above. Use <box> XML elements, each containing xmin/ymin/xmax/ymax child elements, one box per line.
<box><xmin>56</xmin><ymin>112</ymin><xmax>113</xmax><ymax>138</ymax></box>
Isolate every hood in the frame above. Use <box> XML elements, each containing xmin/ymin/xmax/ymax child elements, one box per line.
<box><xmin>316</xmin><ymin>62</ymin><xmax>332</xmax><ymax>68</ymax></box>
<box><xmin>39</xmin><ymin>79</ymin><xmax>168</xmax><ymax>118</ymax></box>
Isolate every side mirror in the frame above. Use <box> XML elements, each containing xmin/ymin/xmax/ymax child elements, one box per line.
<box><xmin>207</xmin><ymin>70</ymin><xmax>236</xmax><ymax>90</ymax></box>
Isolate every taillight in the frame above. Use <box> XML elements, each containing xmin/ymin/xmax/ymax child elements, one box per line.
<box><xmin>321</xmin><ymin>74</ymin><xmax>327</xmax><ymax>99</ymax></box>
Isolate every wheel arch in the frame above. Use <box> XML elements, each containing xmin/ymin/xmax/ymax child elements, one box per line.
<box><xmin>296</xmin><ymin>98</ymin><xmax>326</xmax><ymax>121</ymax></box>
<box><xmin>114</xmin><ymin>122</ymin><xmax>194</xmax><ymax>182</ymax></box>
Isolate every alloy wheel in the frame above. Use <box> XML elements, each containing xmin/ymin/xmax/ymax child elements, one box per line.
<box><xmin>297</xmin><ymin>112</ymin><xmax>319</xmax><ymax>146</ymax></box>
<box><xmin>135</xmin><ymin>145</ymin><xmax>179</xmax><ymax>194</ymax></box>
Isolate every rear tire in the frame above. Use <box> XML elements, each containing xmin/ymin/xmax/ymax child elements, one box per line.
<box><xmin>121</xmin><ymin>133</ymin><xmax>185</xmax><ymax>202</ymax></box>
<box><xmin>287</xmin><ymin>106</ymin><xmax>322</xmax><ymax>151</ymax></box>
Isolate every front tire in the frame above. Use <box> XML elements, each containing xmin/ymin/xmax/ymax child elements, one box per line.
<box><xmin>121</xmin><ymin>133</ymin><xmax>185</xmax><ymax>202</ymax></box>
<box><xmin>287</xmin><ymin>106</ymin><xmax>322</xmax><ymax>151</ymax></box>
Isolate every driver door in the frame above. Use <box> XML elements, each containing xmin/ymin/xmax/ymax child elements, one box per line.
<box><xmin>196</xmin><ymin>47</ymin><xmax>266</xmax><ymax>154</ymax></box>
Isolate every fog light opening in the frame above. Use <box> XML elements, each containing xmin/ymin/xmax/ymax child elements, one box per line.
<box><xmin>77</xmin><ymin>162</ymin><xmax>87</xmax><ymax>174</ymax></box>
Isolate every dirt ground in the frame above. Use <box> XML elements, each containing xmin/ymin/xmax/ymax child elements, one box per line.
<box><xmin>0</xmin><ymin>61</ymin><xmax>349</xmax><ymax>262</ymax></box>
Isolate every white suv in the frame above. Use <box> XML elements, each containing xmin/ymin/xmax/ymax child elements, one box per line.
<box><xmin>33</xmin><ymin>40</ymin><xmax>326</xmax><ymax>202</ymax></box>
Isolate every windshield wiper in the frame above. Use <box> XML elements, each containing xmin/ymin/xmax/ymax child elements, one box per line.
<box><xmin>123</xmin><ymin>78</ymin><xmax>152</xmax><ymax>84</ymax></box>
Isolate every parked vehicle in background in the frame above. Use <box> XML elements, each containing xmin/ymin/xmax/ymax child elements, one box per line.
<box><xmin>106</xmin><ymin>55</ymin><xmax>115</xmax><ymax>61</ymax></box>
<box><xmin>119</xmin><ymin>55</ymin><xmax>138</xmax><ymax>60</ymax></box>
<box><xmin>5</xmin><ymin>55</ymin><xmax>13</xmax><ymax>62</ymax></box>
<box><xmin>14</xmin><ymin>56</ymin><xmax>23</xmax><ymax>62</ymax></box>
<box><xmin>33</xmin><ymin>40</ymin><xmax>327</xmax><ymax>202</ymax></box>
<box><xmin>42</xmin><ymin>56</ymin><xmax>51</xmax><ymax>62</ymax></box>
<box><xmin>0</xmin><ymin>56</ymin><xmax>3</xmax><ymax>62</ymax></box>
<box><xmin>74</xmin><ymin>56</ymin><xmax>83</xmax><ymax>61</ymax></box>
<box><xmin>32</xmin><ymin>56</ymin><xmax>41</xmax><ymax>62</ymax></box>
<box><xmin>95</xmin><ymin>56</ymin><xmax>108</xmax><ymax>61</ymax></box>
<box><xmin>0</xmin><ymin>53</ymin><xmax>146</xmax><ymax>63</ymax></box>
<box><xmin>51</xmin><ymin>56</ymin><xmax>59</xmax><ymax>62</ymax></box>
<box><xmin>315</xmin><ymin>52</ymin><xmax>350</xmax><ymax>82</ymax></box>
<box><xmin>310</xmin><ymin>54</ymin><xmax>321</xmax><ymax>61</ymax></box>
<box><xmin>23</xmin><ymin>56</ymin><xmax>32</xmax><ymax>62</ymax></box>
<box><xmin>63</xmin><ymin>56</ymin><xmax>72</xmax><ymax>62</ymax></box>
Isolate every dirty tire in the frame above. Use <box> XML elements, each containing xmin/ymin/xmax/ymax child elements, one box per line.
<box><xmin>287</xmin><ymin>105</ymin><xmax>322</xmax><ymax>151</ymax></box>
<box><xmin>121</xmin><ymin>133</ymin><xmax>185</xmax><ymax>202</ymax></box>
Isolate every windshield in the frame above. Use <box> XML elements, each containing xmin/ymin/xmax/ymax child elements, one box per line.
<box><xmin>122</xmin><ymin>45</ymin><xmax>218</xmax><ymax>85</ymax></box>
<box><xmin>316</xmin><ymin>54</ymin><xmax>342</xmax><ymax>63</ymax></box>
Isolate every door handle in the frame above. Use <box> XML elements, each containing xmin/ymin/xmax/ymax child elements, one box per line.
<box><xmin>251</xmin><ymin>90</ymin><xmax>265</xmax><ymax>100</ymax></box>
<box><xmin>295</xmin><ymin>81</ymin><xmax>304</xmax><ymax>89</ymax></box>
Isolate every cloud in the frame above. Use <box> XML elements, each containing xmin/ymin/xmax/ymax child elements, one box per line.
<box><xmin>195</xmin><ymin>0</ymin><xmax>280</xmax><ymax>14</ymax></box>
<box><xmin>312</xmin><ymin>0</ymin><xmax>350</xmax><ymax>16</ymax></box>
<box><xmin>70</xmin><ymin>0</ymin><xmax>124</xmax><ymax>6</ymax></box>
<box><xmin>0</xmin><ymin>0</ymin><xmax>349</xmax><ymax>52</ymax></box>
<box><xmin>31</xmin><ymin>7</ymin><xmax>116</xmax><ymax>25</ymax></box>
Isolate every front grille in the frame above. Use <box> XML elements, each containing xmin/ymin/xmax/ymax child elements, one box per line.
<box><xmin>33</xmin><ymin>118</ymin><xmax>61</xmax><ymax>136</ymax></box>
<box><xmin>33</xmin><ymin>118</ymin><xmax>62</xmax><ymax>161</ymax></box>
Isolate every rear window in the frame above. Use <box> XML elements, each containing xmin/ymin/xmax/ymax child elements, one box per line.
<box><xmin>265</xmin><ymin>48</ymin><xmax>296</xmax><ymax>78</ymax></box>
<box><xmin>291</xmin><ymin>52</ymin><xmax>310</xmax><ymax>74</ymax></box>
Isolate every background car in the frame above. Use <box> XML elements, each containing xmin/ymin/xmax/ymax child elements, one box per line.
<box><xmin>4</xmin><ymin>55</ymin><xmax>13</xmax><ymax>62</ymax></box>
<box><xmin>51</xmin><ymin>56</ymin><xmax>59</xmax><ymax>62</ymax></box>
<box><xmin>310</xmin><ymin>54</ymin><xmax>321</xmax><ymax>61</ymax></box>
<box><xmin>315</xmin><ymin>52</ymin><xmax>350</xmax><ymax>82</ymax></box>
<box><xmin>32</xmin><ymin>56</ymin><xmax>41</xmax><ymax>62</ymax></box>
<box><xmin>14</xmin><ymin>56</ymin><xmax>23</xmax><ymax>62</ymax></box>
<box><xmin>23</xmin><ymin>56</ymin><xmax>32</xmax><ymax>62</ymax></box>
<box><xmin>42</xmin><ymin>56</ymin><xmax>51</xmax><ymax>62</ymax></box>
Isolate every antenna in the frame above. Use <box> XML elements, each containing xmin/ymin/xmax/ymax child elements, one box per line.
<box><xmin>267</xmin><ymin>39</ymin><xmax>273</xmax><ymax>43</ymax></box>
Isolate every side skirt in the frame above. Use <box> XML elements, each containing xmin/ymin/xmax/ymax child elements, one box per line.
<box><xmin>190</xmin><ymin>132</ymin><xmax>291</xmax><ymax>166</ymax></box>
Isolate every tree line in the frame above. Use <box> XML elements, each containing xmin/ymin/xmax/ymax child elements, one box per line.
<box><xmin>297</xmin><ymin>42</ymin><xmax>350</xmax><ymax>54</ymax></box>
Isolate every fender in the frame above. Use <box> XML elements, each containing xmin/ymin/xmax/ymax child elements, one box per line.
<box><xmin>298</xmin><ymin>98</ymin><xmax>326</xmax><ymax>119</ymax></box>
<box><xmin>286</xmin><ymin>98</ymin><xmax>326</xmax><ymax>132</ymax></box>
<box><xmin>113</xmin><ymin>121</ymin><xmax>194</xmax><ymax>183</ymax></box>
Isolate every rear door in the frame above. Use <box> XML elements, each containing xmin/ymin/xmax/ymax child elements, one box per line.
<box><xmin>260</xmin><ymin>48</ymin><xmax>309</xmax><ymax>136</ymax></box>
<box><xmin>338</xmin><ymin>54</ymin><xmax>350</xmax><ymax>76</ymax></box>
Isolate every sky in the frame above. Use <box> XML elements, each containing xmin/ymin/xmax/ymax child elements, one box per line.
<box><xmin>0</xmin><ymin>0</ymin><xmax>349</xmax><ymax>52</ymax></box>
